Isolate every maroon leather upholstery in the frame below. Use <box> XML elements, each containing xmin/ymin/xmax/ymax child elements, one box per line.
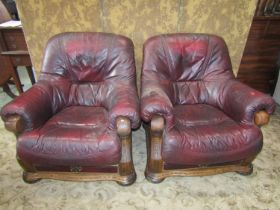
<box><xmin>1</xmin><ymin>32</ymin><xmax>140</xmax><ymax>168</ymax></box>
<box><xmin>141</xmin><ymin>34</ymin><xmax>275</xmax><ymax>165</ymax></box>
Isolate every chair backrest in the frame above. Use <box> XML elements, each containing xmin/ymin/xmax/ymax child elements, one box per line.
<box><xmin>39</xmin><ymin>32</ymin><xmax>137</xmax><ymax>106</ymax></box>
<box><xmin>142</xmin><ymin>33</ymin><xmax>235</xmax><ymax>105</ymax></box>
<box><xmin>0</xmin><ymin>1</ymin><xmax>11</xmax><ymax>23</ymax></box>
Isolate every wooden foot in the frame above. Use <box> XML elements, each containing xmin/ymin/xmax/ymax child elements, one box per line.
<box><xmin>2</xmin><ymin>83</ymin><xmax>17</xmax><ymax>98</ymax></box>
<box><xmin>26</xmin><ymin>66</ymin><xmax>36</xmax><ymax>84</ymax></box>
<box><xmin>116</xmin><ymin>172</ymin><xmax>137</xmax><ymax>186</ymax></box>
<box><xmin>145</xmin><ymin>170</ymin><xmax>165</xmax><ymax>183</ymax></box>
<box><xmin>22</xmin><ymin>171</ymin><xmax>41</xmax><ymax>184</ymax></box>
<box><xmin>116</xmin><ymin>117</ymin><xmax>137</xmax><ymax>186</ymax></box>
<box><xmin>236</xmin><ymin>163</ymin><xmax>253</xmax><ymax>176</ymax></box>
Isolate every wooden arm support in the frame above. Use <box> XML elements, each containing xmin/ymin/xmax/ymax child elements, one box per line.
<box><xmin>254</xmin><ymin>111</ymin><xmax>270</xmax><ymax>127</ymax></box>
<box><xmin>151</xmin><ymin>115</ymin><xmax>165</xmax><ymax>133</ymax></box>
<box><xmin>148</xmin><ymin>115</ymin><xmax>165</xmax><ymax>174</ymax></box>
<box><xmin>3</xmin><ymin>114</ymin><xmax>25</xmax><ymax>134</ymax></box>
<box><xmin>116</xmin><ymin>117</ymin><xmax>136</xmax><ymax>184</ymax></box>
<box><xmin>116</xmin><ymin>116</ymin><xmax>131</xmax><ymax>136</ymax></box>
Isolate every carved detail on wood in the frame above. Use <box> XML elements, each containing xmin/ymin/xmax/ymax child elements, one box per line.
<box><xmin>146</xmin><ymin>163</ymin><xmax>254</xmax><ymax>182</ymax></box>
<box><xmin>117</xmin><ymin>116</ymin><xmax>136</xmax><ymax>185</ymax></box>
<box><xmin>22</xmin><ymin>171</ymin><xmax>135</xmax><ymax>183</ymax></box>
<box><xmin>4</xmin><ymin>114</ymin><xmax>24</xmax><ymax>134</ymax></box>
<box><xmin>254</xmin><ymin>111</ymin><xmax>270</xmax><ymax>126</ymax></box>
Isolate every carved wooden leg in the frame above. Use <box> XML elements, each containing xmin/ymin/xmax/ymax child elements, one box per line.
<box><xmin>26</xmin><ymin>66</ymin><xmax>36</xmax><ymax>85</ymax></box>
<box><xmin>2</xmin><ymin>83</ymin><xmax>16</xmax><ymax>98</ymax></box>
<box><xmin>116</xmin><ymin>117</ymin><xmax>136</xmax><ymax>186</ymax></box>
<box><xmin>145</xmin><ymin>115</ymin><xmax>165</xmax><ymax>183</ymax></box>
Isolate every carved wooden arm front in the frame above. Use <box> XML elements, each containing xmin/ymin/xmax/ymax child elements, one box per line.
<box><xmin>3</xmin><ymin>114</ymin><xmax>25</xmax><ymax>135</ymax></box>
<box><xmin>116</xmin><ymin>116</ymin><xmax>135</xmax><ymax>180</ymax></box>
<box><xmin>254</xmin><ymin>111</ymin><xmax>270</xmax><ymax>127</ymax></box>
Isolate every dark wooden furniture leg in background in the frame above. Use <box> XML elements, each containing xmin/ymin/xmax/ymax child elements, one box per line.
<box><xmin>26</xmin><ymin>66</ymin><xmax>35</xmax><ymax>84</ymax></box>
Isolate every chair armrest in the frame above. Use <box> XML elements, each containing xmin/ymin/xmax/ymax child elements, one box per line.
<box><xmin>219</xmin><ymin>80</ymin><xmax>275</xmax><ymax>125</ymax></box>
<box><xmin>141</xmin><ymin>83</ymin><xmax>174</xmax><ymax>129</ymax></box>
<box><xmin>105</xmin><ymin>84</ymin><xmax>140</xmax><ymax>130</ymax></box>
<box><xmin>116</xmin><ymin>116</ymin><xmax>131</xmax><ymax>136</ymax></box>
<box><xmin>3</xmin><ymin>114</ymin><xmax>24</xmax><ymax>134</ymax></box>
<box><xmin>1</xmin><ymin>81</ymin><xmax>69</xmax><ymax>134</ymax></box>
<box><xmin>254</xmin><ymin>111</ymin><xmax>270</xmax><ymax>127</ymax></box>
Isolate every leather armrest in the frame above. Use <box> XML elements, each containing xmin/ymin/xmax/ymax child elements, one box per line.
<box><xmin>151</xmin><ymin>115</ymin><xmax>165</xmax><ymax>133</ymax></box>
<box><xmin>218</xmin><ymin>80</ymin><xmax>275</xmax><ymax>125</ymax></box>
<box><xmin>1</xmin><ymin>81</ymin><xmax>69</xmax><ymax>133</ymax></box>
<box><xmin>105</xmin><ymin>83</ymin><xmax>140</xmax><ymax>130</ymax></box>
<box><xmin>141</xmin><ymin>83</ymin><xmax>174</xmax><ymax>129</ymax></box>
<box><xmin>1</xmin><ymin>83</ymin><xmax>53</xmax><ymax>133</ymax></box>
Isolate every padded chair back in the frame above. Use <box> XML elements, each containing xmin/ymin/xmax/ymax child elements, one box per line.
<box><xmin>142</xmin><ymin>34</ymin><xmax>235</xmax><ymax>105</ymax></box>
<box><xmin>40</xmin><ymin>32</ymin><xmax>137</xmax><ymax>106</ymax></box>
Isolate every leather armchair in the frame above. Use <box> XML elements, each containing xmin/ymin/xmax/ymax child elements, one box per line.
<box><xmin>1</xmin><ymin>32</ymin><xmax>140</xmax><ymax>185</ymax></box>
<box><xmin>141</xmin><ymin>34</ymin><xmax>275</xmax><ymax>183</ymax></box>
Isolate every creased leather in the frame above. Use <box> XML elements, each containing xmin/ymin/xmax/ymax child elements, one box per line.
<box><xmin>105</xmin><ymin>83</ymin><xmax>140</xmax><ymax>129</ymax></box>
<box><xmin>162</xmin><ymin>104</ymin><xmax>263</xmax><ymax>165</ymax></box>
<box><xmin>141</xmin><ymin>82</ymin><xmax>175</xmax><ymax>129</ymax></box>
<box><xmin>141</xmin><ymin>33</ymin><xmax>275</xmax><ymax>165</ymax></box>
<box><xmin>1</xmin><ymin>32</ymin><xmax>139</xmax><ymax>167</ymax></box>
<box><xmin>17</xmin><ymin>106</ymin><xmax>121</xmax><ymax>166</ymax></box>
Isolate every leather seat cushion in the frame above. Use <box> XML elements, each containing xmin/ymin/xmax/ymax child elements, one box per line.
<box><xmin>17</xmin><ymin>106</ymin><xmax>121</xmax><ymax>167</ymax></box>
<box><xmin>162</xmin><ymin>104</ymin><xmax>262</xmax><ymax>165</ymax></box>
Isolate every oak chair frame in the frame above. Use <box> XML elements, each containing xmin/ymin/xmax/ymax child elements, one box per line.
<box><xmin>144</xmin><ymin>111</ymin><xmax>270</xmax><ymax>183</ymax></box>
<box><xmin>4</xmin><ymin>115</ymin><xmax>136</xmax><ymax>186</ymax></box>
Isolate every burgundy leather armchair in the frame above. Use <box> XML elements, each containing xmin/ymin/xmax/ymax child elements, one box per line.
<box><xmin>1</xmin><ymin>32</ymin><xmax>140</xmax><ymax>185</ymax></box>
<box><xmin>141</xmin><ymin>34</ymin><xmax>275</xmax><ymax>183</ymax></box>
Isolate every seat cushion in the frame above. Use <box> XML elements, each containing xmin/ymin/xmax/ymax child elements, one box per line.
<box><xmin>17</xmin><ymin>106</ymin><xmax>121</xmax><ymax>168</ymax></box>
<box><xmin>162</xmin><ymin>104</ymin><xmax>263</xmax><ymax>165</ymax></box>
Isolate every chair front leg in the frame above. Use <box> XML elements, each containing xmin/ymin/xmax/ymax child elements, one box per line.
<box><xmin>116</xmin><ymin>117</ymin><xmax>136</xmax><ymax>186</ymax></box>
<box><xmin>145</xmin><ymin>115</ymin><xmax>165</xmax><ymax>183</ymax></box>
